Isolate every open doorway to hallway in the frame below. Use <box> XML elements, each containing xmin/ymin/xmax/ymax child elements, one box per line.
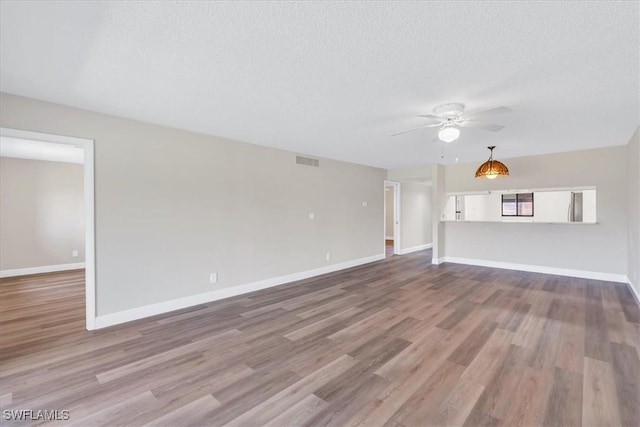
<box><xmin>0</xmin><ymin>128</ymin><xmax>95</xmax><ymax>330</ymax></box>
<box><xmin>384</xmin><ymin>181</ymin><xmax>400</xmax><ymax>257</ymax></box>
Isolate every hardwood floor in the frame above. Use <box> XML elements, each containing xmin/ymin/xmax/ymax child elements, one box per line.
<box><xmin>385</xmin><ymin>240</ymin><xmax>394</xmax><ymax>257</ymax></box>
<box><xmin>1</xmin><ymin>252</ymin><xmax>639</xmax><ymax>426</ymax></box>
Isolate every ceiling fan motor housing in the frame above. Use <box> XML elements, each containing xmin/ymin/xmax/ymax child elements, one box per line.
<box><xmin>433</xmin><ymin>103</ymin><xmax>465</xmax><ymax>118</ymax></box>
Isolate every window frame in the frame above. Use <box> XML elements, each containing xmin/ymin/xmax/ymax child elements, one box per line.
<box><xmin>501</xmin><ymin>192</ymin><xmax>534</xmax><ymax>217</ymax></box>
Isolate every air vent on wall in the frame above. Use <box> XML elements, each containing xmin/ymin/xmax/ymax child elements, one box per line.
<box><xmin>296</xmin><ymin>155</ymin><xmax>320</xmax><ymax>167</ymax></box>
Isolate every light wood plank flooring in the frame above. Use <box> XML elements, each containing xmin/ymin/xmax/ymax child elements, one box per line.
<box><xmin>1</xmin><ymin>251</ymin><xmax>639</xmax><ymax>426</ymax></box>
<box><xmin>385</xmin><ymin>240</ymin><xmax>394</xmax><ymax>258</ymax></box>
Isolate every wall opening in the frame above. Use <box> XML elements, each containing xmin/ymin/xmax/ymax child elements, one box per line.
<box><xmin>0</xmin><ymin>128</ymin><xmax>96</xmax><ymax>330</ymax></box>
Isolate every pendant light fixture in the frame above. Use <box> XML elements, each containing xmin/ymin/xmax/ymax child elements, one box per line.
<box><xmin>475</xmin><ymin>146</ymin><xmax>509</xmax><ymax>179</ymax></box>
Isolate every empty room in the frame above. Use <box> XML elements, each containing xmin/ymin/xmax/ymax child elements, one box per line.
<box><xmin>0</xmin><ymin>1</ymin><xmax>638</xmax><ymax>426</ymax></box>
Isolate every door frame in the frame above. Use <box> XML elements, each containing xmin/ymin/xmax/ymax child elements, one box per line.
<box><xmin>384</xmin><ymin>180</ymin><xmax>401</xmax><ymax>255</ymax></box>
<box><xmin>1</xmin><ymin>127</ymin><xmax>96</xmax><ymax>330</ymax></box>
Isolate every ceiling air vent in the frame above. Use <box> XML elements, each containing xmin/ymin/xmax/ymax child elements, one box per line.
<box><xmin>296</xmin><ymin>155</ymin><xmax>320</xmax><ymax>167</ymax></box>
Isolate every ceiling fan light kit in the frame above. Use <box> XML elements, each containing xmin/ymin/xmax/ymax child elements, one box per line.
<box><xmin>475</xmin><ymin>146</ymin><xmax>509</xmax><ymax>179</ymax></box>
<box><xmin>438</xmin><ymin>126</ymin><xmax>461</xmax><ymax>142</ymax></box>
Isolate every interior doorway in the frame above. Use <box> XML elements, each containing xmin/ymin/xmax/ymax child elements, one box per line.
<box><xmin>384</xmin><ymin>181</ymin><xmax>400</xmax><ymax>257</ymax></box>
<box><xmin>0</xmin><ymin>127</ymin><xmax>95</xmax><ymax>330</ymax></box>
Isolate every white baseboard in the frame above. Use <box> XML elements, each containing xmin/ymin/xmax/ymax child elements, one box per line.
<box><xmin>94</xmin><ymin>253</ymin><xmax>386</xmax><ymax>329</ymax></box>
<box><xmin>0</xmin><ymin>263</ymin><xmax>85</xmax><ymax>278</ymax></box>
<box><xmin>398</xmin><ymin>243</ymin><xmax>432</xmax><ymax>255</ymax></box>
<box><xmin>385</xmin><ymin>236</ymin><xmax>394</xmax><ymax>240</ymax></box>
<box><xmin>441</xmin><ymin>257</ymin><xmax>628</xmax><ymax>283</ymax></box>
<box><xmin>626</xmin><ymin>276</ymin><xmax>640</xmax><ymax>307</ymax></box>
<box><xmin>431</xmin><ymin>257</ymin><xmax>443</xmax><ymax>265</ymax></box>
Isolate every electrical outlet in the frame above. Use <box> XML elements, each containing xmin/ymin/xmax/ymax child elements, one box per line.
<box><xmin>362</xmin><ymin>201</ymin><xmax>368</xmax><ymax>207</ymax></box>
<box><xmin>326</xmin><ymin>252</ymin><xmax>331</xmax><ymax>261</ymax></box>
<box><xmin>309</xmin><ymin>212</ymin><xmax>315</xmax><ymax>220</ymax></box>
<box><xmin>209</xmin><ymin>273</ymin><xmax>218</xmax><ymax>284</ymax></box>
<box><xmin>72</xmin><ymin>250</ymin><xmax>79</xmax><ymax>257</ymax></box>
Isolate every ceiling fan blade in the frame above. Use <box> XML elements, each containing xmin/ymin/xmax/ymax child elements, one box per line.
<box><xmin>460</xmin><ymin>121</ymin><xmax>504</xmax><ymax>132</ymax></box>
<box><xmin>391</xmin><ymin>124</ymin><xmax>441</xmax><ymax>136</ymax></box>
<box><xmin>464</xmin><ymin>106</ymin><xmax>511</xmax><ymax>120</ymax></box>
<box><xmin>416</xmin><ymin>114</ymin><xmax>444</xmax><ymax>122</ymax></box>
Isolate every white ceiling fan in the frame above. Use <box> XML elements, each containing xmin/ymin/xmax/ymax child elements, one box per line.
<box><xmin>392</xmin><ymin>103</ymin><xmax>510</xmax><ymax>142</ymax></box>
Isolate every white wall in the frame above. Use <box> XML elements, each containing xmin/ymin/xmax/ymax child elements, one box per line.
<box><xmin>442</xmin><ymin>146</ymin><xmax>628</xmax><ymax>276</ymax></box>
<box><xmin>443</xmin><ymin>195</ymin><xmax>456</xmax><ymax>221</ymax></box>
<box><xmin>627</xmin><ymin>127</ymin><xmax>639</xmax><ymax>296</ymax></box>
<box><xmin>387</xmin><ymin>166</ymin><xmax>432</xmax><ymax>183</ymax></box>
<box><xmin>0</xmin><ymin>157</ymin><xmax>84</xmax><ymax>270</ymax></box>
<box><xmin>385</xmin><ymin>186</ymin><xmax>394</xmax><ymax>239</ymax></box>
<box><xmin>0</xmin><ymin>93</ymin><xmax>386</xmax><ymax>316</ymax></box>
<box><xmin>463</xmin><ymin>193</ymin><xmax>502</xmax><ymax>221</ymax></box>
<box><xmin>400</xmin><ymin>182</ymin><xmax>432</xmax><ymax>251</ymax></box>
<box><xmin>432</xmin><ymin>164</ymin><xmax>446</xmax><ymax>262</ymax></box>
<box><xmin>534</xmin><ymin>191</ymin><xmax>571</xmax><ymax>222</ymax></box>
<box><xmin>583</xmin><ymin>190</ymin><xmax>597</xmax><ymax>223</ymax></box>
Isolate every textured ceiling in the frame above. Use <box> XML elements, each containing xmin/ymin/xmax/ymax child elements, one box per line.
<box><xmin>1</xmin><ymin>1</ymin><xmax>638</xmax><ymax>169</ymax></box>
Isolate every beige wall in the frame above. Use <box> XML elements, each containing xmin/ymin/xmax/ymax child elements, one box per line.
<box><xmin>400</xmin><ymin>182</ymin><xmax>432</xmax><ymax>250</ymax></box>
<box><xmin>387</xmin><ymin>165</ymin><xmax>432</xmax><ymax>183</ymax></box>
<box><xmin>385</xmin><ymin>186</ymin><xmax>394</xmax><ymax>238</ymax></box>
<box><xmin>432</xmin><ymin>164</ymin><xmax>446</xmax><ymax>261</ymax></box>
<box><xmin>0</xmin><ymin>93</ymin><xmax>386</xmax><ymax>316</ymax></box>
<box><xmin>442</xmin><ymin>146</ymin><xmax>628</xmax><ymax>275</ymax></box>
<box><xmin>627</xmin><ymin>127</ymin><xmax>639</xmax><ymax>296</ymax></box>
<box><xmin>0</xmin><ymin>157</ymin><xmax>84</xmax><ymax>270</ymax></box>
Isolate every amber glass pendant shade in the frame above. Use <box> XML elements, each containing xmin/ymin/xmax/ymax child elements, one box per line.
<box><xmin>475</xmin><ymin>146</ymin><xmax>509</xmax><ymax>179</ymax></box>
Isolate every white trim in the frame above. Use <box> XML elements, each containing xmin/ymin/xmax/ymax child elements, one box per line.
<box><xmin>0</xmin><ymin>128</ymin><xmax>96</xmax><ymax>330</ymax></box>
<box><xmin>441</xmin><ymin>256</ymin><xmax>628</xmax><ymax>283</ymax></box>
<box><xmin>626</xmin><ymin>277</ymin><xmax>640</xmax><ymax>307</ymax></box>
<box><xmin>398</xmin><ymin>243</ymin><xmax>433</xmax><ymax>255</ymax></box>
<box><xmin>0</xmin><ymin>128</ymin><xmax>93</xmax><ymax>147</ymax></box>
<box><xmin>385</xmin><ymin>236</ymin><xmax>394</xmax><ymax>240</ymax></box>
<box><xmin>431</xmin><ymin>257</ymin><xmax>443</xmax><ymax>265</ymax></box>
<box><xmin>442</xmin><ymin>220</ymin><xmax>598</xmax><ymax>225</ymax></box>
<box><xmin>0</xmin><ymin>263</ymin><xmax>85</xmax><ymax>278</ymax></box>
<box><xmin>94</xmin><ymin>253</ymin><xmax>385</xmax><ymax>329</ymax></box>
